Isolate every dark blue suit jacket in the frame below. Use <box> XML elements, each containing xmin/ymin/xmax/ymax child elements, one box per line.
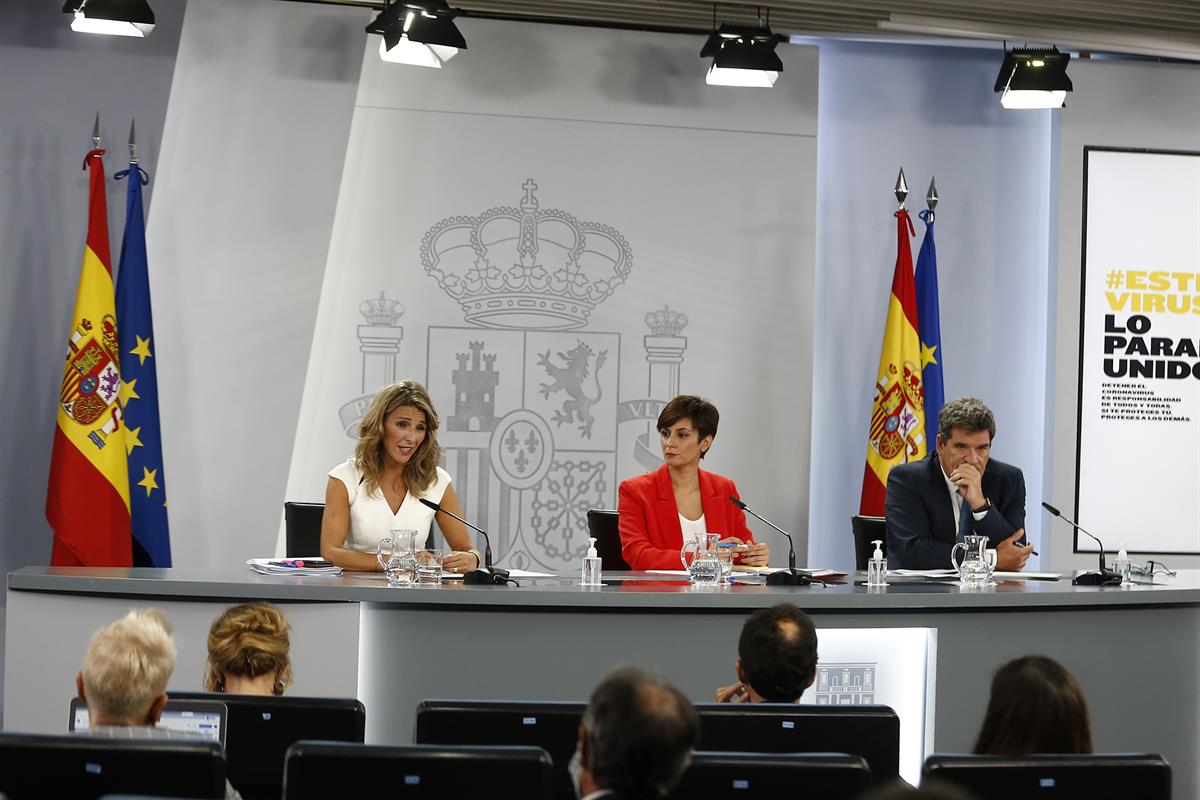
<box><xmin>884</xmin><ymin>454</ymin><xmax>1025</xmax><ymax>569</ymax></box>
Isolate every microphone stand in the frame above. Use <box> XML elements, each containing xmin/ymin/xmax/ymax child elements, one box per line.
<box><xmin>419</xmin><ymin>498</ymin><xmax>511</xmax><ymax>585</ymax></box>
<box><xmin>1041</xmin><ymin>502</ymin><xmax>1122</xmax><ymax>586</ymax></box>
<box><xmin>728</xmin><ymin>497</ymin><xmax>811</xmax><ymax>587</ymax></box>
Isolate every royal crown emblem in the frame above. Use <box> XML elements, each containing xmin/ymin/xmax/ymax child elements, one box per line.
<box><xmin>359</xmin><ymin>291</ymin><xmax>404</xmax><ymax>326</ymax></box>
<box><xmin>644</xmin><ymin>305</ymin><xmax>688</xmax><ymax>336</ymax></box>
<box><xmin>420</xmin><ymin>179</ymin><xmax>632</xmax><ymax>331</ymax></box>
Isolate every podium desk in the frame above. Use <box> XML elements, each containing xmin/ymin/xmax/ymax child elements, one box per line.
<box><xmin>6</xmin><ymin>568</ymin><xmax>1199</xmax><ymax>792</ymax></box>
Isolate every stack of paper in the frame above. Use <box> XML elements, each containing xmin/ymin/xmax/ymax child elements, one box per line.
<box><xmin>246</xmin><ymin>558</ymin><xmax>343</xmax><ymax>577</ymax></box>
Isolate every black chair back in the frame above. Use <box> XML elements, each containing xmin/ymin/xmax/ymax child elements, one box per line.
<box><xmin>586</xmin><ymin>509</ymin><xmax>630</xmax><ymax>570</ymax></box>
<box><xmin>0</xmin><ymin>732</ymin><xmax>225</xmax><ymax>799</ymax></box>
<box><xmin>694</xmin><ymin>703</ymin><xmax>900</xmax><ymax>786</ymax></box>
<box><xmin>851</xmin><ymin>515</ymin><xmax>886</xmax><ymax>570</ymax></box>
<box><xmin>415</xmin><ymin>700</ymin><xmax>584</xmax><ymax>800</ymax></box>
<box><xmin>283</xmin><ymin>502</ymin><xmax>324</xmax><ymax>557</ymax></box>
<box><xmin>169</xmin><ymin>692</ymin><xmax>364</xmax><ymax>800</ymax></box>
<box><xmin>284</xmin><ymin>742</ymin><xmax>553</xmax><ymax>799</ymax></box>
<box><xmin>666</xmin><ymin>751</ymin><xmax>871</xmax><ymax>798</ymax></box>
<box><xmin>922</xmin><ymin>753</ymin><xmax>1171</xmax><ymax>799</ymax></box>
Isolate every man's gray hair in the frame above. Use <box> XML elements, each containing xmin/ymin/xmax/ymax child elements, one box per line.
<box><xmin>583</xmin><ymin>665</ymin><xmax>699</xmax><ymax>798</ymax></box>
<box><xmin>81</xmin><ymin>609</ymin><xmax>175</xmax><ymax>723</ymax></box>
<box><xmin>938</xmin><ymin>397</ymin><xmax>996</xmax><ymax>441</ymax></box>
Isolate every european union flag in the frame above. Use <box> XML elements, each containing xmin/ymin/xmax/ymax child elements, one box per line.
<box><xmin>115</xmin><ymin>161</ymin><xmax>171</xmax><ymax>567</ymax></box>
<box><xmin>914</xmin><ymin>209</ymin><xmax>945</xmax><ymax>432</ymax></box>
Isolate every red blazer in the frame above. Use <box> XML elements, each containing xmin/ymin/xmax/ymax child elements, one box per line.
<box><xmin>618</xmin><ymin>464</ymin><xmax>756</xmax><ymax>571</ymax></box>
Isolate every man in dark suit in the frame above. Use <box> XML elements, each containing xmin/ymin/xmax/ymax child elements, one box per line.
<box><xmin>570</xmin><ymin>666</ymin><xmax>698</xmax><ymax>800</ymax></box>
<box><xmin>886</xmin><ymin>397</ymin><xmax>1033</xmax><ymax>571</ymax></box>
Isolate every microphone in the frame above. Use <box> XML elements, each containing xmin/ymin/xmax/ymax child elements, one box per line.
<box><xmin>419</xmin><ymin>498</ymin><xmax>511</xmax><ymax>585</ymax></box>
<box><xmin>1041</xmin><ymin>501</ymin><xmax>1122</xmax><ymax>586</ymax></box>
<box><xmin>729</xmin><ymin>496</ymin><xmax>811</xmax><ymax>587</ymax></box>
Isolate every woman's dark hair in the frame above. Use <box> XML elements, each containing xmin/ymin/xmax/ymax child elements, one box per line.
<box><xmin>657</xmin><ymin>396</ymin><xmax>719</xmax><ymax>458</ymax></box>
<box><xmin>973</xmin><ymin>655</ymin><xmax>1093</xmax><ymax>755</ymax></box>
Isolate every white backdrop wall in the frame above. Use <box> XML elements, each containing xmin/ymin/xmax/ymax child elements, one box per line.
<box><xmin>147</xmin><ymin>0</ymin><xmax>366</xmax><ymax>567</ymax></box>
<box><xmin>1051</xmin><ymin>58</ymin><xmax>1200</xmax><ymax>571</ymax></box>
<box><xmin>283</xmin><ymin>21</ymin><xmax>819</xmax><ymax>571</ymax></box>
<box><xmin>809</xmin><ymin>41</ymin><xmax>1055</xmax><ymax>571</ymax></box>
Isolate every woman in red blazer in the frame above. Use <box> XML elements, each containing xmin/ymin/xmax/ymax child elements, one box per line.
<box><xmin>618</xmin><ymin>396</ymin><xmax>769</xmax><ymax>571</ymax></box>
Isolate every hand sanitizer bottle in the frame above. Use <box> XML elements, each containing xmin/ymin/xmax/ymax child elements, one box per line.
<box><xmin>867</xmin><ymin>540</ymin><xmax>888</xmax><ymax>587</ymax></box>
<box><xmin>1114</xmin><ymin>542</ymin><xmax>1131</xmax><ymax>587</ymax></box>
<box><xmin>581</xmin><ymin>537</ymin><xmax>602</xmax><ymax>586</ymax></box>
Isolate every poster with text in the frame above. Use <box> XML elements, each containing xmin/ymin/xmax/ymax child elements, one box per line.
<box><xmin>1078</xmin><ymin>148</ymin><xmax>1200</xmax><ymax>555</ymax></box>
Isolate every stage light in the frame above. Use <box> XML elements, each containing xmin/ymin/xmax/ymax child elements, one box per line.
<box><xmin>63</xmin><ymin>0</ymin><xmax>155</xmax><ymax>37</ymax></box>
<box><xmin>994</xmin><ymin>47</ymin><xmax>1072</xmax><ymax>109</ymax></box>
<box><xmin>701</xmin><ymin>21</ymin><xmax>785</xmax><ymax>87</ymax></box>
<box><xmin>367</xmin><ymin>0</ymin><xmax>466</xmax><ymax>68</ymax></box>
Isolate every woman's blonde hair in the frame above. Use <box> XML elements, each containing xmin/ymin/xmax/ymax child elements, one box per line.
<box><xmin>204</xmin><ymin>603</ymin><xmax>293</xmax><ymax>695</ymax></box>
<box><xmin>355</xmin><ymin>380</ymin><xmax>442</xmax><ymax>496</ymax></box>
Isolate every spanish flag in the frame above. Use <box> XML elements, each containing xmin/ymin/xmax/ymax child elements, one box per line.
<box><xmin>860</xmin><ymin>209</ymin><xmax>927</xmax><ymax>515</ymax></box>
<box><xmin>46</xmin><ymin>148</ymin><xmax>133</xmax><ymax>566</ymax></box>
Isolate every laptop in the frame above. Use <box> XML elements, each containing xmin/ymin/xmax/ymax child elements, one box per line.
<box><xmin>69</xmin><ymin>697</ymin><xmax>227</xmax><ymax>746</ymax></box>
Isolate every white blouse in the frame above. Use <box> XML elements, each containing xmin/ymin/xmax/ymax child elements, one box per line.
<box><xmin>328</xmin><ymin>458</ymin><xmax>452</xmax><ymax>554</ymax></box>
<box><xmin>679</xmin><ymin>512</ymin><xmax>708</xmax><ymax>542</ymax></box>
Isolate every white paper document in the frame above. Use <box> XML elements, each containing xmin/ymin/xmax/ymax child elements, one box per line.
<box><xmin>889</xmin><ymin>569</ymin><xmax>958</xmax><ymax>578</ymax></box>
<box><xmin>992</xmin><ymin>571</ymin><xmax>1066</xmax><ymax>581</ymax></box>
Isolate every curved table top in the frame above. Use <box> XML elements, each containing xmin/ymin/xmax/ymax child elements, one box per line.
<box><xmin>9</xmin><ymin>567</ymin><xmax>1200</xmax><ymax>613</ymax></box>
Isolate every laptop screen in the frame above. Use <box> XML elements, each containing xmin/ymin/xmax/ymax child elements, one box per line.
<box><xmin>69</xmin><ymin>697</ymin><xmax>226</xmax><ymax>746</ymax></box>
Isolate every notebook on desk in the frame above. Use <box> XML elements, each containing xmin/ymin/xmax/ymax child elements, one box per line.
<box><xmin>69</xmin><ymin>697</ymin><xmax>227</xmax><ymax>746</ymax></box>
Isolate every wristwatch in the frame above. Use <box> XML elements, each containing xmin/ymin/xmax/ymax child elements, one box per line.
<box><xmin>972</xmin><ymin>499</ymin><xmax>992</xmax><ymax>514</ymax></box>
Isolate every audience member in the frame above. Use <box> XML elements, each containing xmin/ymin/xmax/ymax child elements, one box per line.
<box><xmin>714</xmin><ymin>603</ymin><xmax>818</xmax><ymax>703</ymax></box>
<box><xmin>571</xmin><ymin>665</ymin><xmax>699</xmax><ymax>800</ymax></box>
<box><xmin>973</xmin><ymin>655</ymin><xmax>1093</xmax><ymax>755</ymax></box>
<box><xmin>205</xmin><ymin>602</ymin><xmax>293</xmax><ymax>695</ymax></box>
<box><xmin>75</xmin><ymin>608</ymin><xmax>242</xmax><ymax>800</ymax></box>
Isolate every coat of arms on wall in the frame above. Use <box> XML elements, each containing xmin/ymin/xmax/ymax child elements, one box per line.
<box><xmin>338</xmin><ymin>179</ymin><xmax>691</xmax><ymax>572</ymax></box>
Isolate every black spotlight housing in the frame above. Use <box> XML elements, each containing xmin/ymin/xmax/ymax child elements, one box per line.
<box><xmin>993</xmin><ymin>47</ymin><xmax>1073</xmax><ymax>108</ymax></box>
<box><xmin>63</xmin><ymin>0</ymin><xmax>155</xmax><ymax>36</ymax></box>
<box><xmin>701</xmin><ymin>22</ymin><xmax>785</xmax><ymax>87</ymax></box>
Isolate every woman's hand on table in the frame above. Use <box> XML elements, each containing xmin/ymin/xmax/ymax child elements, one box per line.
<box><xmin>443</xmin><ymin>550</ymin><xmax>481</xmax><ymax>574</ymax></box>
<box><xmin>737</xmin><ymin>541</ymin><xmax>770</xmax><ymax>567</ymax></box>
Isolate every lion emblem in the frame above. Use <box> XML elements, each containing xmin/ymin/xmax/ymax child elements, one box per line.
<box><xmin>538</xmin><ymin>341</ymin><xmax>608</xmax><ymax>438</ymax></box>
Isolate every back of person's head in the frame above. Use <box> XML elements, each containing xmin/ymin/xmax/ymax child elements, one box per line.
<box><xmin>973</xmin><ymin>655</ymin><xmax>1093</xmax><ymax>755</ymax></box>
<box><xmin>737</xmin><ymin>603</ymin><xmax>818</xmax><ymax>702</ymax></box>
<box><xmin>204</xmin><ymin>602</ymin><xmax>293</xmax><ymax>694</ymax></box>
<box><xmin>583</xmin><ymin>665</ymin><xmax>699</xmax><ymax>799</ymax></box>
<box><xmin>81</xmin><ymin>608</ymin><xmax>175</xmax><ymax>724</ymax></box>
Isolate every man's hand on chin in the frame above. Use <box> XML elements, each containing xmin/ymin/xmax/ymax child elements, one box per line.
<box><xmin>996</xmin><ymin>528</ymin><xmax>1034</xmax><ymax>571</ymax></box>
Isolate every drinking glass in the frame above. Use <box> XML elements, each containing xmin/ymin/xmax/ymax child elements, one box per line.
<box><xmin>415</xmin><ymin>549</ymin><xmax>445</xmax><ymax>585</ymax></box>
<box><xmin>716</xmin><ymin>542</ymin><xmax>737</xmax><ymax>585</ymax></box>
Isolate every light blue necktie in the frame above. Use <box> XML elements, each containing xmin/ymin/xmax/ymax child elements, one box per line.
<box><xmin>957</xmin><ymin>495</ymin><xmax>973</xmax><ymax>542</ymax></box>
